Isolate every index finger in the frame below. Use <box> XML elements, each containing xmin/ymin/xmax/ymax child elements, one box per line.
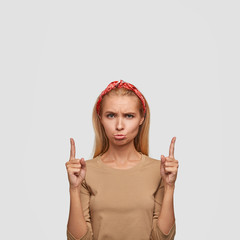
<box><xmin>169</xmin><ymin>136</ymin><xmax>176</xmax><ymax>158</ymax></box>
<box><xmin>70</xmin><ymin>138</ymin><xmax>76</xmax><ymax>160</ymax></box>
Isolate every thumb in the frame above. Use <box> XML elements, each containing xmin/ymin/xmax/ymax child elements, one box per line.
<box><xmin>160</xmin><ymin>155</ymin><xmax>166</xmax><ymax>178</ymax></box>
<box><xmin>80</xmin><ymin>158</ymin><xmax>86</xmax><ymax>167</ymax></box>
<box><xmin>161</xmin><ymin>155</ymin><xmax>166</xmax><ymax>164</ymax></box>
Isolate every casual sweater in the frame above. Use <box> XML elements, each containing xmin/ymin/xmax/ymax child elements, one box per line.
<box><xmin>67</xmin><ymin>153</ymin><xmax>176</xmax><ymax>240</ymax></box>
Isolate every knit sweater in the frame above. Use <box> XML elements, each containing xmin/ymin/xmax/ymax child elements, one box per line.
<box><xmin>67</xmin><ymin>153</ymin><xmax>176</xmax><ymax>240</ymax></box>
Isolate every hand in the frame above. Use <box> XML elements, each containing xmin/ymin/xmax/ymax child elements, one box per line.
<box><xmin>160</xmin><ymin>137</ymin><xmax>179</xmax><ymax>188</ymax></box>
<box><xmin>65</xmin><ymin>138</ymin><xmax>87</xmax><ymax>189</ymax></box>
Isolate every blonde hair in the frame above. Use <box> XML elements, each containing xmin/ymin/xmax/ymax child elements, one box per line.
<box><xmin>91</xmin><ymin>86</ymin><xmax>150</xmax><ymax>158</ymax></box>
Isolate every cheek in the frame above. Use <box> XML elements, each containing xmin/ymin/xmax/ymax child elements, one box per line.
<box><xmin>127</xmin><ymin>121</ymin><xmax>141</xmax><ymax>133</ymax></box>
<box><xmin>102</xmin><ymin>122</ymin><xmax>114</xmax><ymax>134</ymax></box>
<box><xmin>101</xmin><ymin>119</ymin><xmax>140</xmax><ymax>134</ymax></box>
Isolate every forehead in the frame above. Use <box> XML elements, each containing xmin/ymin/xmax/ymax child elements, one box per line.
<box><xmin>102</xmin><ymin>95</ymin><xmax>139</xmax><ymax>111</ymax></box>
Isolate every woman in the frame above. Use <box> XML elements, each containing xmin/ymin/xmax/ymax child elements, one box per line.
<box><xmin>65</xmin><ymin>80</ymin><xmax>179</xmax><ymax>240</ymax></box>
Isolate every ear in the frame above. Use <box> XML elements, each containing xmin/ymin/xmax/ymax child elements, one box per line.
<box><xmin>139</xmin><ymin>116</ymin><xmax>144</xmax><ymax>125</ymax></box>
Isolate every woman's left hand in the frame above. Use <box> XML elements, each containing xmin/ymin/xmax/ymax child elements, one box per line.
<box><xmin>160</xmin><ymin>137</ymin><xmax>179</xmax><ymax>188</ymax></box>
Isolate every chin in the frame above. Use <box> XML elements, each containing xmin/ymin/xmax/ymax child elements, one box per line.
<box><xmin>113</xmin><ymin>138</ymin><xmax>134</xmax><ymax>145</ymax></box>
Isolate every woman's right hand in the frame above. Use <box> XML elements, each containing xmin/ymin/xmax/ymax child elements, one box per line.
<box><xmin>65</xmin><ymin>138</ymin><xmax>87</xmax><ymax>189</ymax></box>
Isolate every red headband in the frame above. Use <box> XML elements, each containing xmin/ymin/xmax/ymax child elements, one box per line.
<box><xmin>96</xmin><ymin>80</ymin><xmax>146</xmax><ymax>117</ymax></box>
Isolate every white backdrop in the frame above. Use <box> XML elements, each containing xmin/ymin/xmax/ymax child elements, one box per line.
<box><xmin>0</xmin><ymin>1</ymin><xmax>239</xmax><ymax>239</ymax></box>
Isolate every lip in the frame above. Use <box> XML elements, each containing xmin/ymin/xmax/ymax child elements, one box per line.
<box><xmin>114</xmin><ymin>134</ymin><xmax>126</xmax><ymax>139</ymax></box>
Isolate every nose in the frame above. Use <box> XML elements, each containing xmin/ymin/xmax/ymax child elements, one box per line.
<box><xmin>116</xmin><ymin>117</ymin><xmax>124</xmax><ymax>131</ymax></box>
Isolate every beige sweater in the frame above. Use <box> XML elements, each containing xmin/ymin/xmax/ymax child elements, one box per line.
<box><xmin>67</xmin><ymin>153</ymin><xmax>176</xmax><ymax>240</ymax></box>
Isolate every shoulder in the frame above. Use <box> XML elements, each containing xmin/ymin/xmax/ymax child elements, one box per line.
<box><xmin>83</xmin><ymin>155</ymin><xmax>101</xmax><ymax>170</ymax></box>
<box><xmin>84</xmin><ymin>156</ymin><xmax>98</xmax><ymax>165</ymax></box>
<box><xmin>142</xmin><ymin>154</ymin><xmax>162</xmax><ymax>183</ymax></box>
<box><xmin>141</xmin><ymin>154</ymin><xmax>162</xmax><ymax>176</ymax></box>
<box><xmin>143</xmin><ymin>154</ymin><xmax>161</xmax><ymax>166</ymax></box>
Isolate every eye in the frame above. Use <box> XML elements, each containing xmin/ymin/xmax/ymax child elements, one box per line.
<box><xmin>106</xmin><ymin>113</ymin><xmax>115</xmax><ymax>118</ymax></box>
<box><xmin>126</xmin><ymin>114</ymin><xmax>134</xmax><ymax>118</ymax></box>
<box><xmin>106</xmin><ymin>113</ymin><xmax>134</xmax><ymax>119</ymax></box>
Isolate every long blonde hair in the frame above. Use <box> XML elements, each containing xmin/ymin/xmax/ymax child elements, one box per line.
<box><xmin>91</xmin><ymin>86</ymin><xmax>150</xmax><ymax>158</ymax></box>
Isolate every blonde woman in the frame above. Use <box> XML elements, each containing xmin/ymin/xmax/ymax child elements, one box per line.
<box><xmin>65</xmin><ymin>80</ymin><xmax>179</xmax><ymax>240</ymax></box>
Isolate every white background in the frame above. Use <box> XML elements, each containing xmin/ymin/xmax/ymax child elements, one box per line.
<box><xmin>0</xmin><ymin>1</ymin><xmax>239</xmax><ymax>239</ymax></box>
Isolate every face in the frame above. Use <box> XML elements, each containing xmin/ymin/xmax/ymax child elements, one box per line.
<box><xmin>99</xmin><ymin>95</ymin><xmax>145</xmax><ymax>146</ymax></box>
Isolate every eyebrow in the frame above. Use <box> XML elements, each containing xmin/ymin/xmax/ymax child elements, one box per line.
<box><xmin>105</xmin><ymin>111</ymin><xmax>136</xmax><ymax>114</ymax></box>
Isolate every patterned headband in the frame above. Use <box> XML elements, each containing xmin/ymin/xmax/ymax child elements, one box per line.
<box><xmin>96</xmin><ymin>80</ymin><xmax>146</xmax><ymax>117</ymax></box>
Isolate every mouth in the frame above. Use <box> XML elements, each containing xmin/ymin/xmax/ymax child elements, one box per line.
<box><xmin>114</xmin><ymin>134</ymin><xmax>126</xmax><ymax>140</ymax></box>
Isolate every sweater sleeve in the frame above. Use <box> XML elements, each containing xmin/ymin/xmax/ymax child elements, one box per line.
<box><xmin>150</xmin><ymin>178</ymin><xmax>176</xmax><ymax>240</ymax></box>
<box><xmin>66</xmin><ymin>179</ymin><xmax>93</xmax><ymax>240</ymax></box>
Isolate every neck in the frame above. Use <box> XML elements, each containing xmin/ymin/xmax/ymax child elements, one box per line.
<box><xmin>101</xmin><ymin>141</ymin><xmax>141</xmax><ymax>164</ymax></box>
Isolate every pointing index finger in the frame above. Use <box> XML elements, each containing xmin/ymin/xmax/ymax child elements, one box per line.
<box><xmin>169</xmin><ymin>136</ymin><xmax>176</xmax><ymax>158</ymax></box>
<box><xmin>70</xmin><ymin>138</ymin><xmax>76</xmax><ymax>160</ymax></box>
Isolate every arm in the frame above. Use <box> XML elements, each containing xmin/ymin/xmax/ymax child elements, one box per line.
<box><xmin>66</xmin><ymin>139</ymin><xmax>92</xmax><ymax>239</ymax></box>
<box><xmin>150</xmin><ymin>179</ymin><xmax>176</xmax><ymax>240</ymax></box>
<box><xmin>157</xmin><ymin>185</ymin><xmax>175</xmax><ymax>235</ymax></box>
<box><xmin>67</xmin><ymin>185</ymin><xmax>90</xmax><ymax>240</ymax></box>
<box><xmin>150</xmin><ymin>137</ymin><xmax>178</xmax><ymax>239</ymax></box>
